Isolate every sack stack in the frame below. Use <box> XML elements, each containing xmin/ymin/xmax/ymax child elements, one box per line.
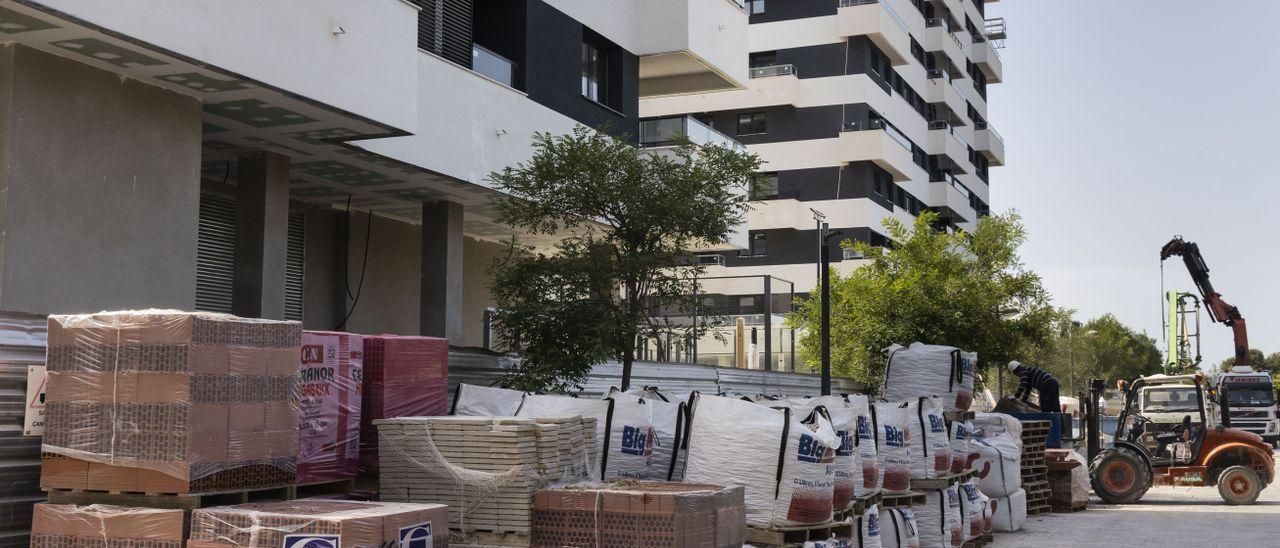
<box><xmin>360</xmin><ymin>334</ymin><xmax>449</xmax><ymax>475</ymax></box>
<box><xmin>187</xmin><ymin>498</ymin><xmax>448</xmax><ymax>547</ymax></box>
<box><xmin>297</xmin><ymin>330</ymin><xmax>364</xmax><ymax>485</ymax></box>
<box><xmin>531</xmin><ymin>482</ymin><xmax>745</xmax><ymax>548</ymax></box>
<box><xmin>31</xmin><ymin>503</ymin><xmax>184</xmax><ymax>547</ymax></box>
<box><xmin>375</xmin><ymin>415</ymin><xmax>595</xmax><ymax>543</ymax></box>
<box><xmin>41</xmin><ymin>310</ymin><xmax>300</xmax><ymax>493</ymax></box>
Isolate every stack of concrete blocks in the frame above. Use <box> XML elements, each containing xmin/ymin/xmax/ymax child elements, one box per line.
<box><xmin>376</xmin><ymin>415</ymin><xmax>596</xmax><ymax>542</ymax></box>
<box><xmin>532</xmin><ymin>482</ymin><xmax>746</xmax><ymax>548</ymax></box>
<box><xmin>187</xmin><ymin>498</ymin><xmax>448</xmax><ymax>547</ymax></box>
<box><xmin>31</xmin><ymin>503</ymin><xmax>185</xmax><ymax>547</ymax></box>
<box><xmin>40</xmin><ymin>310</ymin><xmax>301</xmax><ymax>493</ymax></box>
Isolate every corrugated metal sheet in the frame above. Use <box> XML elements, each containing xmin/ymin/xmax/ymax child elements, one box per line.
<box><xmin>0</xmin><ymin>312</ymin><xmax>46</xmax><ymax>547</ymax></box>
<box><xmin>447</xmin><ymin>348</ymin><xmax>861</xmax><ymax>400</ymax></box>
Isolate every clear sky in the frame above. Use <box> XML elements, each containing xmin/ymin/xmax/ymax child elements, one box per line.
<box><xmin>985</xmin><ymin>0</ymin><xmax>1280</xmax><ymax>369</ymax></box>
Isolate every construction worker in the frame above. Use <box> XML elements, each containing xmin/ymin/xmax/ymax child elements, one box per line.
<box><xmin>1008</xmin><ymin>361</ymin><xmax>1061</xmax><ymax>413</ymax></box>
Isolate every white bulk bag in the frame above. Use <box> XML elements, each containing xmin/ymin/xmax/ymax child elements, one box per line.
<box><xmin>602</xmin><ymin>396</ymin><xmax>656</xmax><ymax>481</ymax></box>
<box><xmin>914</xmin><ymin>489</ymin><xmax>947</xmax><ymax>548</ymax></box>
<box><xmin>971</xmin><ymin>434</ymin><xmax>1021</xmax><ymax>498</ymax></box>
<box><xmin>972</xmin><ymin>412</ymin><xmax>1023</xmax><ymax>444</ymax></box>
<box><xmin>878</xmin><ymin>508</ymin><xmax>920</xmax><ymax>548</ymax></box>
<box><xmin>516</xmin><ymin>394</ymin><xmax>612</xmax><ymax>476</ymax></box>
<box><xmin>991</xmin><ymin>489</ymin><xmax>1027</xmax><ymax>532</ymax></box>
<box><xmin>850</xmin><ymin>395</ymin><xmax>881</xmax><ymax>497</ymax></box>
<box><xmin>856</xmin><ymin>504</ymin><xmax>884</xmax><ymax>548</ymax></box>
<box><xmin>943</xmin><ymin>486</ymin><xmax>963</xmax><ymax>548</ymax></box>
<box><xmin>959</xmin><ymin>480</ymin><xmax>983</xmax><ymax>541</ymax></box>
<box><xmin>976</xmin><ymin>489</ymin><xmax>993</xmax><ymax>534</ymax></box>
<box><xmin>451</xmin><ymin>383</ymin><xmax>526</xmax><ymax>416</ymax></box>
<box><xmin>905</xmin><ymin>397</ymin><xmax>951</xmax><ymax>479</ymax></box>
<box><xmin>782</xmin><ymin>396</ymin><xmax>860</xmax><ymax>511</ymax></box>
<box><xmin>948</xmin><ymin>420</ymin><xmax>974</xmax><ymax>474</ymax></box>
<box><xmin>872</xmin><ymin>402</ymin><xmax>914</xmax><ymax>494</ymax></box>
<box><xmin>684</xmin><ymin>394</ymin><xmax>839</xmax><ymax>527</ymax></box>
<box><xmin>608</xmin><ymin>388</ymin><xmax>686</xmax><ymax>481</ymax></box>
<box><xmin>882</xmin><ymin>343</ymin><xmax>977</xmax><ymax>413</ymax></box>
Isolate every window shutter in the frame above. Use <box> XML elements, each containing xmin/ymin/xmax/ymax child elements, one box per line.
<box><xmin>413</xmin><ymin>0</ymin><xmax>473</xmax><ymax>68</ymax></box>
<box><xmin>195</xmin><ymin>191</ymin><xmax>236</xmax><ymax>314</ymax></box>
<box><xmin>284</xmin><ymin>209</ymin><xmax>305</xmax><ymax>322</ymax></box>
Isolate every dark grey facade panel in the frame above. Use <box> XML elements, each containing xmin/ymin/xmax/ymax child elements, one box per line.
<box><xmin>694</xmin><ymin>104</ymin><xmax>843</xmax><ymax>145</ymax></box>
<box><xmin>748</xmin><ymin>0</ymin><xmax>837</xmax><ymax>24</ymax></box>
<box><xmin>715</xmin><ymin>226</ymin><xmax>890</xmax><ymax>267</ymax></box>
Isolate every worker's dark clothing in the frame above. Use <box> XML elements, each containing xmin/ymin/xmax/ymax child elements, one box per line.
<box><xmin>1014</xmin><ymin>365</ymin><xmax>1061</xmax><ymax>413</ymax></box>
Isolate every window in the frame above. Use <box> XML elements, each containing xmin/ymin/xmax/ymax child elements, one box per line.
<box><xmin>749</xmin><ymin>51</ymin><xmax>777</xmax><ymax>68</ymax></box>
<box><xmin>747</xmin><ymin>0</ymin><xmax>765</xmax><ymax>15</ymax></box>
<box><xmin>737</xmin><ymin>112</ymin><xmax>767</xmax><ymax>136</ymax></box>
<box><xmin>749</xmin><ymin>173</ymin><xmax>779</xmax><ymax>200</ymax></box>
<box><xmin>695</xmin><ymin>114</ymin><xmax>716</xmax><ymax>130</ymax></box>
<box><xmin>581</xmin><ymin>39</ymin><xmax>606</xmax><ymax>103</ymax></box>
<box><xmin>740</xmin><ymin>296</ymin><xmax>756</xmax><ymax>308</ymax></box>
<box><xmin>739</xmin><ymin>233</ymin><xmax>767</xmax><ymax>257</ymax></box>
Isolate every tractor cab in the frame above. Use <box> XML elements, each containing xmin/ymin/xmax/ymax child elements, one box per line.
<box><xmin>1119</xmin><ymin>375</ymin><xmax>1209</xmax><ymax>465</ymax></box>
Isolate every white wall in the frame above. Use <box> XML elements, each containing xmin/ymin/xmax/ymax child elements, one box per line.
<box><xmin>32</xmin><ymin>0</ymin><xmax>419</xmax><ymax>132</ymax></box>
<box><xmin>356</xmin><ymin>52</ymin><xmax>581</xmax><ymax>190</ymax></box>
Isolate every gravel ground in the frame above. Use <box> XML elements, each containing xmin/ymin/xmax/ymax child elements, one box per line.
<box><xmin>993</xmin><ymin>450</ymin><xmax>1280</xmax><ymax>547</ymax></box>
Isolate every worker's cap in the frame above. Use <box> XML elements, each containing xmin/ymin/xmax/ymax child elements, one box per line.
<box><xmin>1007</xmin><ymin>360</ymin><xmax>1022</xmax><ymax>372</ymax></box>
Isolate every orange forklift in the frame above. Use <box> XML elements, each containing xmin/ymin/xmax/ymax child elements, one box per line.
<box><xmin>1085</xmin><ymin>374</ymin><xmax>1275</xmax><ymax>505</ymax></box>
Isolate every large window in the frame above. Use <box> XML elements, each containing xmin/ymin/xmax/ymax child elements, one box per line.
<box><xmin>739</xmin><ymin>233</ymin><xmax>767</xmax><ymax>258</ymax></box>
<box><xmin>749</xmin><ymin>173</ymin><xmax>779</xmax><ymax>200</ymax></box>
<box><xmin>737</xmin><ymin>112</ymin><xmax>767</xmax><ymax>136</ymax></box>
<box><xmin>581</xmin><ymin>39</ymin><xmax>606</xmax><ymax>103</ymax></box>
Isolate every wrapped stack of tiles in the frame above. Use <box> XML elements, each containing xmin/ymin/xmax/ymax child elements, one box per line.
<box><xmin>187</xmin><ymin>498</ymin><xmax>448</xmax><ymax>547</ymax></box>
<box><xmin>31</xmin><ymin>503</ymin><xmax>185</xmax><ymax>547</ymax></box>
<box><xmin>360</xmin><ymin>335</ymin><xmax>448</xmax><ymax>475</ymax></box>
<box><xmin>41</xmin><ymin>310</ymin><xmax>300</xmax><ymax>493</ymax></box>
<box><xmin>1019</xmin><ymin>420</ymin><xmax>1051</xmax><ymax>515</ymax></box>
<box><xmin>532</xmin><ymin>482</ymin><xmax>745</xmax><ymax>548</ymax></box>
<box><xmin>297</xmin><ymin>330</ymin><xmax>364</xmax><ymax>485</ymax></box>
<box><xmin>375</xmin><ymin>416</ymin><xmax>597</xmax><ymax>543</ymax></box>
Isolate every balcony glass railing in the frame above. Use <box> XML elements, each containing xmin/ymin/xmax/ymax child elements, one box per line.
<box><xmin>934</xmin><ymin>172</ymin><xmax>972</xmax><ymax>200</ymax></box>
<box><xmin>929</xmin><ymin>121</ymin><xmax>969</xmax><ymax>150</ymax></box>
<box><xmin>749</xmin><ymin>64</ymin><xmax>797</xmax><ymax>78</ymax></box>
<box><xmin>844</xmin><ymin>119</ymin><xmax>913</xmax><ymax>152</ymax></box>
<box><xmin>925</xmin><ymin>17</ymin><xmax>948</xmax><ymax>30</ymax></box>
<box><xmin>974</xmin><ymin>121</ymin><xmax>1003</xmax><ymax>143</ymax></box>
<box><xmin>639</xmin><ymin>116</ymin><xmax>744</xmax><ymax>150</ymax></box>
<box><xmin>839</xmin><ymin>0</ymin><xmax>908</xmax><ymax>34</ymax></box>
<box><xmin>472</xmin><ymin>45</ymin><xmax>515</xmax><ymax>87</ymax></box>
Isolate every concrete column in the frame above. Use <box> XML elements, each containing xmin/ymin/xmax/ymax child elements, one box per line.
<box><xmin>420</xmin><ymin>201</ymin><xmax>464</xmax><ymax>341</ymax></box>
<box><xmin>233</xmin><ymin>151</ymin><xmax>290</xmax><ymax>320</ymax></box>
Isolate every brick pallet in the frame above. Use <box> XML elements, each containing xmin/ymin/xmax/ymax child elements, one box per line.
<box><xmin>745</xmin><ymin>522</ymin><xmax>855</xmax><ymax>548</ymax></box>
<box><xmin>532</xmin><ymin>482</ymin><xmax>744</xmax><ymax>548</ymax></box>
<box><xmin>1047</xmin><ymin>450</ymin><xmax>1088</xmax><ymax>513</ymax></box>
<box><xmin>1020</xmin><ymin>420</ymin><xmax>1052</xmax><ymax>515</ymax></box>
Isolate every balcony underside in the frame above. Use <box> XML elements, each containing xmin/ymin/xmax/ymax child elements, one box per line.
<box><xmin>640</xmin><ymin>51</ymin><xmax>743</xmax><ymax>98</ymax></box>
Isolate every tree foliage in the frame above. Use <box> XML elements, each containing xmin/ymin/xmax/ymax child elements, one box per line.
<box><xmin>488</xmin><ymin>126</ymin><xmax>760</xmax><ymax>392</ymax></box>
<box><xmin>790</xmin><ymin>211</ymin><xmax>1060</xmax><ymax>390</ymax></box>
<box><xmin>1020</xmin><ymin>313</ymin><xmax>1164</xmax><ymax>395</ymax></box>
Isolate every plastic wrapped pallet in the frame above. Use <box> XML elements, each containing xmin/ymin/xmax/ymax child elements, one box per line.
<box><xmin>297</xmin><ymin>330</ymin><xmax>363</xmax><ymax>485</ymax></box>
<box><xmin>903</xmin><ymin>397</ymin><xmax>951</xmax><ymax>479</ymax></box>
<box><xmin>959</xmin><ymin>480</ymin><xmax>983</xmax><ymax>542</ymax></box>
<box><xmin>777</xmin><ymin>395</ymin><xmax>860</xmax><ymax>510</ymax></box>
<box><xmin>849</xmin><ymin>394</ymin><xmax>881</xmax><ymax>496</ymax></box>
<box><xmin>360</xmin><ymin>334</ymin><xmax>449</xmax><ymax>475</ymax></box>
<box><xmin>31</xmin><ymin>503</ymin><xmax>184</xmax><ymax>547</ymax></box>
<box><xmin>948</xmin><ymin>420</ymin><xmax>974</xmax><ymax>474</ymax></box>
<box><xmin>878</xmin><ymin>508</ymin><xmax>920</xmax><ymax>548</ymax></box>
<box><xmin>188</xmin><ymin>498</ymin><xmax>448</xmax><ymax>547</ymax></box>
<box><xmin>881</xmin><ymin>343</ymin><xmax>976</xmax><ymax>413</ymax></box>
<box><xmin>532</xmin><ymin>481</ymin><xmax>744</xmax><ymax>548</ymax></box>
<box><xmin>683</xmin><ymin>394</ymin><xmax>839</xmax><ymax>527</ymax></box>
<box><xmin>971</xmin><ymin>412</ymin><xmax>1022</xmax><ymax>443</ymax></box>
<box><xmin>451</xmin><ymin>382</ymin><xmax>526</xmax><ymax>416</ymax></box>
<box><xmin>41</xmin><ymin>310</ymin><xmax>300</xmax><ymax>493</ymax></box>
<box><xmin>971</xmin><ymin>434</ymin><xmax>1021</xmax><ymax>498</ymax></box>
<box><xmin>872</xmin><ymin>401</ymin><xmax>913</xmax><ymax>494</ymax></box>
<box><xmin>518</xmin><ymin>394</ymin><xmax>613</xmax><ymax>477</ymax></box>
<box><xmin>990</xmin><ymin>488</ymin><xmax>1027</xmax><ymax>532</ymax></box>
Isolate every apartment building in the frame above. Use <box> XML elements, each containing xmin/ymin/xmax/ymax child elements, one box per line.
<box><xmin>641</xmin><ymin>0</ymin><xmax>1006</xmax><ymax>297</ymax></box>
<box><xmin>0</xmin><ymin>0</ymin><xmax>747</xmax><ymax>349</ymax></box>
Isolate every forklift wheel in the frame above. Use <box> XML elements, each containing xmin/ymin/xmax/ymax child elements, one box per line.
<box><xmin>1217</xmin><ymin>466</ymin><xmax>1262</xmax><ymax>505</ymax></box>
<box><xmin>1090</xmin><ymin>449</ymin><xmax>1151</xmax><ymax>504</ymax></box>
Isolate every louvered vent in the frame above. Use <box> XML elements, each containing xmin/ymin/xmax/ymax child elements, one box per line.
<box><xmin>284</xmin><ymin>208</ymin><xmax>305</xmax><ymax>322</ymax></box>
<box><xmin>413</xmin><ymin>0</ymin><xmax>473</xmax><ymax>68</ymax></box>
<box><xmin>195</xmin><ymin>191</ymin><xmax>236</xmax><ymax>314</ymax></box>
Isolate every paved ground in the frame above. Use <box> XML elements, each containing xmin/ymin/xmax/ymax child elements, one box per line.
<box><xmin>995</xmin><ymin>451</ymin><xmax>1280</xmax><ymax>547</ymax></box>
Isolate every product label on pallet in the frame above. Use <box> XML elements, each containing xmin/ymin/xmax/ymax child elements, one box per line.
<box><xmin>283</xmin><ymin>534</ymin><xmax>340</xmax><ymax>547</ymax></box>
<box><xmin>399</xmin><ymin>521</ymin><xmax>432</xmax><ymax>548</ymax></box>
<box><xmin>23</xmin><ymin>365</ymin><xmax>45</xmax><ymax>436</ymax></box>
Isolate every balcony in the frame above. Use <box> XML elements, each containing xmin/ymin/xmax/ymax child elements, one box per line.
<box><xmin>928</xmin><ymin>121</ymin><xmax>974</xmax><ymax>174</ymax></box>
<box><xmin>837</xmin><ymin>0</ymin><xmax>913</xmax><ymax>66</ymax></box>
<box><xmin>839</xmin><ymin>119</ymin><xmax>924</xmax><ymax>182</ymax></box>
<box><xmin>639</xmin><ymin>115</ymin><xmax>745</xmax><ymax>151</ymax></box>
<box><xmin>636</xmin><ymin>0</ymin><xmax>749</xmax><ymax>97</ymax></box>
<box><xmin>923</xmin><ymin>19</ymin><xmax>967</xmax><ymax>75</ymax></box>
<box><xmin>971</xmin><ymin>39</ymin><xmax>1004</xmax><ymax>83</ymax></box>
<box><xmin>972</xmin><ymin>122</ymin><xmax>1006</xmax><ymax>166</ymax></box>
<box><xmin>928</xmin><ymin>173</ymin><xmax>977</xmax><ymax>226</ymax></box>
<box><xmin>925</xmin><ymin>70</ymin><xmax>968</xmax><ymax>121</ymax></box>
<box><xmin>750</xmin><ymin>64</ymin><xmax>798</xmax><ymax>79</ymax></box>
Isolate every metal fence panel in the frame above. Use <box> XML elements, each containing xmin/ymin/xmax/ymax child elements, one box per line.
<box><xmin>0</xmin><ymin>312</ymin><xmax>46</xmax><ymax>547</ymax></box>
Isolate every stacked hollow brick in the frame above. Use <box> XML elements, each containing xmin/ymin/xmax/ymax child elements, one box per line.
<box><xmin>532</xmin><ymin>482</ymin><xmax>746</xmax><ymax>548</ymax></box>
<box><xmin>360</xmin><ymin>334</ymin><xmax>449</xmax><ymax>475</ymax></box>
<box><xmin>188</xmin><ymin>498</ymin><xmax>449</xmax><ymax>547</ymax></box>
<box><xmin>376</xmin><ymin>416</ymin><xmax>597</xmax><ymax>539</ymax></box>
<box><xmin>1020</xmin><ymin>420</ymin><xmax>1052</xmax><ymax>515</ymax></box>
<box><xmin>40</xmin><ymin>311</ymin><xmax>300</xmax><ymax>493</ymax></box>
<box><xmin>31</xmin><ymin>503</ymin><xmax>185</xmax><ymax>547</ymax></box>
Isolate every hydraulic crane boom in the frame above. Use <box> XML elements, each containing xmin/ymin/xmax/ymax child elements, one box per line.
<box><xmin>1160</xmin><ymin>237</ymin><xmax>1249</xmax><ymax>366</ymax></box>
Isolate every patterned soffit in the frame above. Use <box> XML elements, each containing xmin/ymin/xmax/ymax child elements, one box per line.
<box><xmin>0</xmin><ymin>2</ymin><xmax>559</xmax><ymax>247</ymax></box>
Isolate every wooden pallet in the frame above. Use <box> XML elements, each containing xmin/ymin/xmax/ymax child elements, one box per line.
<box><xmin>1027</xmin><ymin>504</ymin><xmax>1053</xmax><ymax>516</ymax></box>
<box><xmin>945</xmin><ymin>410</ymin><xmax>976</xmax><ymax>422</ymax></box>
<box><xmin>962</xmin><ymin>532</ymin><xmax>995</xmax><ymax>547</ymax></box>
<box><xmin>880</xmin><ymin>490</ymin><xmax>927</xmax><ymax>509</ymax></box>
<box><xmin>44</xmin><ymin>483</ymin><xmax>292</xmax><ymax>510</ymax></box>
<box><xmin>450</xmin><ymin>529</ymin><xmax>533</xmax><ymax>547</ymax></box>
<box><xmin>745</xmin><ymin>522</ymin><xmax>853</xmax><ymax>547</ymax></box>
<box><xmin>292</xmin><ymin>477</ymin><xmax>357</xmax><ymax>499</ymax></box>
<box><xmin>1051</xmin><ymin>499</ymin><xmax>1088</xmax><ymax>513</ymax></box>
<box><xmin>910</xmin><ymin>469</ymin><xmax>977</xmax><ymax>491</ymax></box>
<box><xmin>836</xmin><ymin>491</ymin><xmax>883</xmax><ymax>520</ymax></box>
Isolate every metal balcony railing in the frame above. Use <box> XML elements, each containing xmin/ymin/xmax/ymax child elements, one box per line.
<box><xmin>749</xmin><ymin>64</ymin><xmax>797</xmax><ymax>78</ymax></box>
<box><xmin>843</xmin><ymin>118</ymin><xmax>913</xmax><ymax>151</ymax></box>
<box><xmin>934</xmin><ymin>172</ymin><xmax>972</xmax><ymax>200</ymax></box>
<box><xmin>929</xmin><ymin>121</ymin><xmax>969</xmax><ymax>151</ymax></box>
<box><xmin>639</xmin><ymin>115</ymin><xmax>744</xmax><ymax>150</ymax></box>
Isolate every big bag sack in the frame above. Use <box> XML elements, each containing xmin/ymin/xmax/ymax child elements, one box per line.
<box><xmin>602</xmin><ymin>395</ymin><xmax>657</xmax><ymax>481</ymax></box>
<box><xmin>872</xmin><ymin>401</ymin><xmax>914</xmax><ymax>494</ymax></box>
<box><xmin>450</xmin><ymin>383</ymin><xmax>526</xmax><ymax>416</ymax></box>
<box><xmin>607</xmin><ymin>387</ymin><xmax>687</xmax><ymax>481</ymax></box>
<box><xmin>683</xmin><ymin>394</ymin><xmax>839</xmax><ymax>527</ymax></box>
<box><xmin>905</xmin><ymin>396</ymin><xmax>952</xmax><ymax>480</ymax></box>
<box><xmin>849</xmin><ymin>394</ymin><xmax>881</xmax><ymax>497</ymax></box>
<box><xmin>882</xmin><ymin>343</ymin><xmax>977</xmax><ymax>413</ymax></box>
<box><xmin>779</xmin><ymin>395</ymin><xmax>860</xmax><ymax>511</ymax></box>
<box><xmin>991</xmin><ymin>489</ymin><xmax>1027</xmax><ymax>532</ymax></box>
<box><xmin>878</xmin><ymin>507</ymin><xmax>920</xmax><ymax>548</ymax></box>
<box><xmin>971</xmin><ymin>434</ymin><xmax>1021</xmax><ymax>499</ymax></box>
<box><xmin>948</xmin><ymin>420</ymin><xmax>975</xmax><ymax>474</ymax></box>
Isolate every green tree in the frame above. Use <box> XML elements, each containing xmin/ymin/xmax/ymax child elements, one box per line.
<box><xmin>1022</xmin><ymin>314</ymin><xmax>1164</xmax><ymax>395</ymax></box>
<box><xmin>790</xmin><ymin>211</ymin><xmax>1060</xmax><ymax>390</ymax></box>
<box><xmin>488</xmin><ymin>127</ymin><xmax>760</xmax><ymax>392</ymax></box>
